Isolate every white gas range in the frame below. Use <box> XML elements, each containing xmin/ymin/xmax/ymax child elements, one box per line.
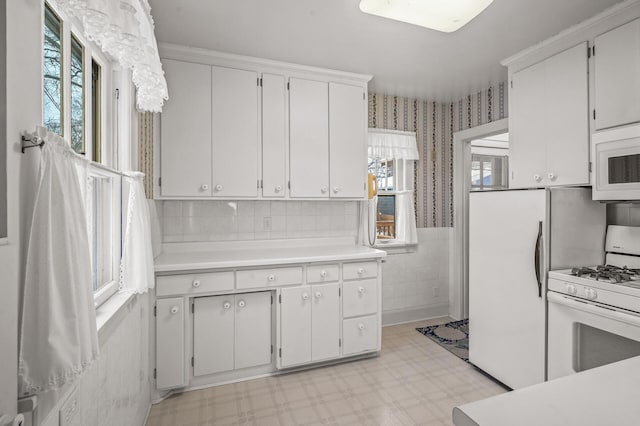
<box><xmin>547</xmin><ymin>225</ymin><xmax>640</xmax><ymax>381</ymax></box>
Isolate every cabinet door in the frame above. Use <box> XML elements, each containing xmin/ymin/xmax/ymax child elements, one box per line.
<box><xmin>545</xmin><ymin>43</ymin><xmax>589</xmax><ymax>186</ymax></box>
<box><xmin>509</xmin><ymin>59</ymin><xmax>547</xmax><ymax>189</ymax></box>
<box><xmin>329</xmin><ymin>83</ymin><xmax>366</xmax><ymax>198</ymax></box>
<box><xmin>289</xmin><ymin>78</ymin><xmax>329</xmax><ymax>198</ymax></box>
<box><xmin>193</xmin><ymin>295</ymin><xmax>235</xmax><ymax>376</ymax></box>
<box><xmin>156</xmin><ymin>298</ymin><xmax>186</xmax><ymax>389</ymax></box>
<box><xmin>235</xmin><ymin>292</ymin><xmax>272</xmax><ymax>369</ymax></box>
<box><xmin>595</xmin><ymin>19</ymin><xmax>640</xmax><ymax>130</ymax></box>
<box><xmin>311</xmin><ymin>283</ymin><xmax>340</xmax><ymax>361</ymax></box>
<box><xmin>279</xmin><ymin>287</ymin><xmax>312</xmax><ymax>367</ymax></box>
<box><xmin>262</xmin><ymin>73</ymin><xmax>287</xmax><ymax>198</ymax></box>
<box><xmin>211</xmin><ymin>66</ymin><xmax>259</xmax><ymax>197</ymax></box>
<box><xmin>160</xmin><ymin>60</ymin><xmax>212</xmax><ymax>197</ymax></box>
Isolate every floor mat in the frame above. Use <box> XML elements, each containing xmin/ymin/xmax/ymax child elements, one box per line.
<box><xmin>416</xmin><ymin>319</ymin><xmax>469</xmax><ymax>362</ymax></box>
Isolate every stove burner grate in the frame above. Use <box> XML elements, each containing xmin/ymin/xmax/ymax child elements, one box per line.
<box><xmin>570</xmin><ymin>265</ymin><xmax>640</xmax><ymax>283</ymax></box>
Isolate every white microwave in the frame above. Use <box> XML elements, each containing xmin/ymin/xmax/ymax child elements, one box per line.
<box><xmin>592</xmin><ymin>125</ymin><xmax>640</xmax><ymax>201</ymax></box>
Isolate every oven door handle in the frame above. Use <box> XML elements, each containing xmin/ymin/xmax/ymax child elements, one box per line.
<box><xmin>534</xmin><ymin>221</ymin><xmax>543</xmax><ymax>298</ymax></box>
<box><xmin>548</xmin><ymin>292</ymin><xmax>640</xmax><ymax>327</ymax></box>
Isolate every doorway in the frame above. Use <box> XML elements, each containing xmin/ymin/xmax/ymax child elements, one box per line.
<box><xmin>450</xmin><ymin>118</ymin><xmax>508</xmax><ymax>320</ymax></box>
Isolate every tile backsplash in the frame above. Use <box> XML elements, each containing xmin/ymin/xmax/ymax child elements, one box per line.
<box><xmin>607</xmin><ymin>203</ymin><xmax>640</xmax><ymax>227</ymax></box>
<box><xmin>159</xmin><ymin>200</ymin><xmax>360</xmax><ymax>242</ymax></box>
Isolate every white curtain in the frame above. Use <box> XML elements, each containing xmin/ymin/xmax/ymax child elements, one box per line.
<box><xmin>368</xmin><ymin>128</ymin><xmax>420</xmax><ymax>160</ymax></box>
<box><xmin>18</xmin><ymin>127</ymin><xmax>99</xmax><ymax>395</ymax></box>
<box><xmin>55</xmin><ymin>0</ymin><xmax>168</xmax><ymax>112</ymax></box>
<box><xmin>119</xmin><ymin>172</ymin><xmax>155</xmax><ymax>294</ymax></box>
<box><xmin>394</xmin><ymin>190</ymin><xmax>418</xmax><ymax>245</ymax></box>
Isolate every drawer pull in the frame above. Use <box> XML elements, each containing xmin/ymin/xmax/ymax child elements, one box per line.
<box><xmin>320</xmin><ymin>185</ymin><xmax>328</xmax><ymax>194</ymax></box>
<box><xmin>237</xmin><ymin>300</ymin><xmax>246</xmax><ymax>308</ymax></box>
<box><xmin>267</xmin><ymin>274</ymin><xmax>276</xmax><ymax>282</ymax></box>
<box><xmin>223</xmin><ymin>301</ymin><xmax>231</xmax><ymax>310</ymax></box>
<box><xmin>320</xmin><ymin>270</ymin><xmax>327</xmax><ymax>278</ymax></box>
<box><xmin>275</xmin><ymin>185</ymin><xmax>283</xmax><ymax>193</ymax></box>
<box><xmin>215</xmin><ymin>184</ymin><xmax>223</xmax><ymax>191</ymax></box>
<box><xmin>192</xmin><ymin>279</ymin><xmax>201</xmax><ymax>288</ymax></box>
<box><xmin>358</xmin><ymin>323</ymin><xmax>365</xmax><ymax>330</ymax></box>
<box><xmin>302</xmin><ymin>292</ymin><xmax>310</xmax><ymax>301</ymax></box>
<box><xmin>357</xmin><ymin>268</ymin><xmax>365</xmax><ymax>275</ymax></box>
<box><xmin>358</xmin><ymin>286</ymin><xmax>366</xmax><ymax>294</ymax></box>
<box><xmin>333</xmin><ymin>186</ymin><xmax>340</xmax><ymax>194</ymax></box>
<box><xmin>315</xmin><ymin>291</ymin><xmax>322</xmax><ymax>299</ymax></box>
<box><xmin>200</xmin><ymin>184</ymin><xmax>209</xmax><ymax>191</ymax></box>
<box><xmin>170</xmin><ymin>306</ymin><xmax>179</xmax><ymax>314</ymax></box>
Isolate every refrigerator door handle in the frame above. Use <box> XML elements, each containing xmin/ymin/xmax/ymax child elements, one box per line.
<box><xmin>534</xmin><ymin>221</ymin><xmax>543</xmax><ymax>298</ymax></box>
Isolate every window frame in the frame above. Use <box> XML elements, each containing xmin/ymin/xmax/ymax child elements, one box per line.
<box><xmin>470</xmin><ymin>153</ymin><xmax>509</xmax><ymax>191</ymax></box>
<box><xmin>44</xmin><ymin>1</ymin><xmax>120</xmax><ymax>306</ymax></box>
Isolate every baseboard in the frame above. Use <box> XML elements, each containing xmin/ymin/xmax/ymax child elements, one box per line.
<box><xmin>382</xmin><ymin>305</ymin><xmax>449</xmax><ymax>326</ymax></box>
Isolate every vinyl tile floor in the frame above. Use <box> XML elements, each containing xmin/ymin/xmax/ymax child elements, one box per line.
<box><xmin>146</xmin><ymin>318</ymin><xmax>507</xmax><ymax>426</ymax></box>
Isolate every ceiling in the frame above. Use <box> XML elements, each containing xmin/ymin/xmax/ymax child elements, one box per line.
<box><xmin>148</xmin><ymin>0</ymin><xmax>622</xmax><ymax>103</ymax></box>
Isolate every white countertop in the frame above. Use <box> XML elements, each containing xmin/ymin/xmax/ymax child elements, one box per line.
<box><xmin>154</xmin><ymin>237</ymin><xmax>386</xmax><ymax>273</ymax></box>
<box><xmin>453</xmin><ymin>356</ymin><xmax>640</xmax><ymax>426</ymax></box>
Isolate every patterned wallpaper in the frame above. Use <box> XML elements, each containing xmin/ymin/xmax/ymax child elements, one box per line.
<box><xmin>368</xmin><ymin>83</ymin><xmax>508</xmax><ymax>228</ymax></box>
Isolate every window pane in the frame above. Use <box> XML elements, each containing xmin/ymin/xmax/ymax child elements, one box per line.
<box><xmin>92</xmin><ymin>59</ymin><xmax>101</xmax><ymax>162</ymax></box>
<box><xmin>70</xmin><ymin>35</ymin><xmax>84</xmax><ymax>154</ymax></box>
<box><xmin>43</xmin><ymin>5</ymin><xmax>63</xmax><ymax>135</ymax></box>
<box><xmin>90</xmin><ymin>175</ymin><xmax>114</xmax><ymax>292</ymax></box>
<box><xmin>376</xmin><ymin>195</ymin><xmax>396</xmax><ymax>240</ymax></box>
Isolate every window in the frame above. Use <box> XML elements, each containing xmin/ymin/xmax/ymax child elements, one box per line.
<box><xmin>471</xmin><ymin>154</ymin><xmax>509</xmax><ymax>190</ymax></box>
<box><xmin>70</xmin><ymin>35</ymin><xmax>84</xmax><ymax>154</ymax></box>
<box><xmin>43</xmin><ymin>3</ymin><xmax>120</xmax><ymax>306</ymax></box>
<box><xmin>43</xmin><ymin>4</ymin><xmax>63</xmax><ymax>135</ymax></box>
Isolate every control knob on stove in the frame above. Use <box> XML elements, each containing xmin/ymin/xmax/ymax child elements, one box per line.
<box><xmin>585</xmin><ymin>287</ymin><xmax>598</xmax><ymax>300</ymax></box>
<box><xmin>566</xmin><ymin>284</ymin><xmax>577</xmax><ymax>295</ymax></box>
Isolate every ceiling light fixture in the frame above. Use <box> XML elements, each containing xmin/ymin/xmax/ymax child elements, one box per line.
<box><xmin>359</xmin><ymin>0</ymin><xmax>494</xmax><ymax>33</ymax></box>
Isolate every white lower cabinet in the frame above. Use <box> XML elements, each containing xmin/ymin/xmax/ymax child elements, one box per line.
<box><xmin>156</xmin><ymin>297</ymin><xmax>187</xmax><ymax>389</ymax></box>
<box><xmin>193</xmin><ymin>292</ymin><xmax>271</xmax><ymax>377</ymax></box>
<box><xmin>343</xmin><ymin>315</ymin><xmax>378</xmax><ymax>356</ymax></box>
<box><xmin>279</xmin><ymin>283</ymin><xmax>341</xmax><ymax>368</ymax></box>
<box><xmin>343</xmin><ymin>279</ymin><xmax>377</xmax><ymax>318</ymax></box>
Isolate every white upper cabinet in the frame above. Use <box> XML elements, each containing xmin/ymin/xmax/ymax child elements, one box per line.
<box><xmin>594</xmin><ymin>18</ymin><xmax>640</xmax><ymax>131</ymax></box>
<box><xmin>329</xmin><ymin>83</ymin><xmax>366</xmax><ymax>198</ymax></box>
<box><xmin>160</xmin><ymin>60</ymin><xmax>212</xmax><ymax>197</ymax></box>
<box><xmin>289</xmin><ymin>78</ymin><xmax>330</xmax><ymax>198</ymax></box>
<box><xmin>509</xmin><ymin>43</ymin><xmax>589</xmax><ymax>188</ymax></box>
<box><xmin>211</xmin><ymin>66</ymin><xmax>260</xmax><ymax>197</ymax></box>
<box><xmin>261</xmin><ymin>73</ymin><xmax>287</xmax><ymax>198</ymax></box>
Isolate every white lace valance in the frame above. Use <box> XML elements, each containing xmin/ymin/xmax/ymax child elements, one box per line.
<box><xmin>56</xmin><ymin>0</ymin><xmax>168</xmax><ymax>112</ymax></box>
<box><xmin>368</xmin><ymin>129</ymin><xmax>419</xmax><ymax>160</ymax></box>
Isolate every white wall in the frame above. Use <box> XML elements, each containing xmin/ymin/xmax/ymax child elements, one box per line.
<box><xmin>380</xmin><ymin>228</ymin><xmax>451</xmax><ymax>325</ymax></box>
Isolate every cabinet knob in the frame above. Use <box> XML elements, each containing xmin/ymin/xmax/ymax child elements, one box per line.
<box><xmin>533</xmin><ymin>174</ymin><xmax>542</xmax><ymax>183</ymax></box>
<box><xmin>215</xmin><ymin>184</ymin><xmax>223</xmax><ymax>191</ymax></box>
<box><xmin>333</xmin><ymin>187</ymin><xmax>340</xmax><ymax>194</ymax></box>
<box><xmin>237</xmin><ymin>300</ymin><xmax>246</xmax><ymax>308</ymax></box>
<box><xmin>275</xmin><ymin>185</ymin><xmax>282</xmax><ymax>193</ymax></box>
<box><xmin>223</xmin><ymin>301</ymin><xmax>231</xmax><ymax>309</ymax></box>
<box><xmin>192</xmin><ymin>279</ymin><xmax>201</xmax><ymax>288</ymax></box>
<box><xmin>358</xmin><ymin>323</ymin><xmax>365</xmax><ymax>331</ymax></box>
<box><xmin>267</xmin><ymin>274</ymin><xmax>276</xmax><ymax>282</ymax></box>
<box><xmin>320</xmin><ymin>186</ymin><xmax>328</xmax><ymax>194</ymax></box>
<box><xmin>170</xmin><ymin>306</ymin><xmax>179</xmax><ymax>314</ymax></box>
<box><xmin>548</xmin><ymin>172</ymin><xmax>557</xmax><ymax>181</ymax></box>
<box><xmin>200</xmin><ymin>184</ymin><xmax>209</xmax><ymax>191</ymax></box>
<box><xmin>358</xmin><ymin>286</ymin><xmax>366</xmax><ymax>293</ymax></box>
<box><xmin>320</xmin><ymin>270</ymin><xmax>327</xmax><ymax>278</ymax></box>
<box><xmin>357</xmin><ymin>268</ymin><xmax>365</xmax><ymax>275</ymax></box>
<box><xmin>302</xmin><ymin>293</ymin><xmax>310</xmax><ymax>301</ymax></box>
<box><xmin>315</xmin><ymin>291</ymin><xmax>322</xmax><ymax>299</ymax></box>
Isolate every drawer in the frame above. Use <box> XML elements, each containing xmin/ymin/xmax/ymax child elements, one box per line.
<box><xmin>236</xmin><ymin>266</ymin><xmax>303</xmax><ymax>290</ymax></box>
<box><xmin>156</xmin><ymin>271</ymin><xmax>234</xmax><ymax>297</ymax></box>
<box><xmin>343</xmin><ymin>279</ymin><xmax>377</xmax><ymax>318</ymax></box>
<box><xmin>306</xmin><ymin>264</ymin><xmax>339</xmax><ymax>284</ymax></box>
<box><xmin>343</xmin><ymin>261</ymin><xmax>378</xmax><ymax>280</ymax></box>
<box><xmin>343</xmin><ymin>315</ymin><xmax>378</xmax><ymax>356</ymax></box>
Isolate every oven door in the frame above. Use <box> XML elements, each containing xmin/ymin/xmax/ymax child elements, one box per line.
<box><xmin>592</xmin><ymin>127</ymin><xmax>640</xmax><ymax>201</ymax></box>
<box><xmin>547</xmin><ymin>291</ymin><xmax>640</xmax><ymax>380</ymax></box>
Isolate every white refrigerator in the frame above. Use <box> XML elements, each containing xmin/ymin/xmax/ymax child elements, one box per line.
<box><xmin>468</xmin><ymin>187</ymin><xmax>605</xmax><ymax>389</ymax></box>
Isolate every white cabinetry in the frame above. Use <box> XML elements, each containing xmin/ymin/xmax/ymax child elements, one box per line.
<box><xmin>193</xmin><ymin>292</ymin><xmax>271</xmax><ymax>377</ymax></box>
<box><xmin>289</xmin><ymin>78</ymin><xmax>329</xmax><ymax>198</ymax></box>
<box><xmin>509</xmin><ymin>43</ymin><xmax>589</xmax><ymax>188</ymax></box>
<box><xmin>160</xmin><ymin>60</ymin><xmax>212</xmax><ymax>197</ymax></box>
<box><xmin>594</xmin><ymin>18</ymin><xmax>640</xmax><ymax>130</ymax></box>
<box><xmin>156</xmin><ymin>297</ymin><xmax>186</xmax><ymax>389</ymax></box>
<box><xmin>211</xmin><ymin>66</ymin><xmax>259</xmax><ymax>197</ymax></box>
<box><xmin>278</xmin><ymin>282</ymin><xmax>340</xmax><ymax>367</ymax></box>
<box><xmin>261</xmin><ymin>73</ymin><xmax>287</xmax><ymax>198</ymax></box>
